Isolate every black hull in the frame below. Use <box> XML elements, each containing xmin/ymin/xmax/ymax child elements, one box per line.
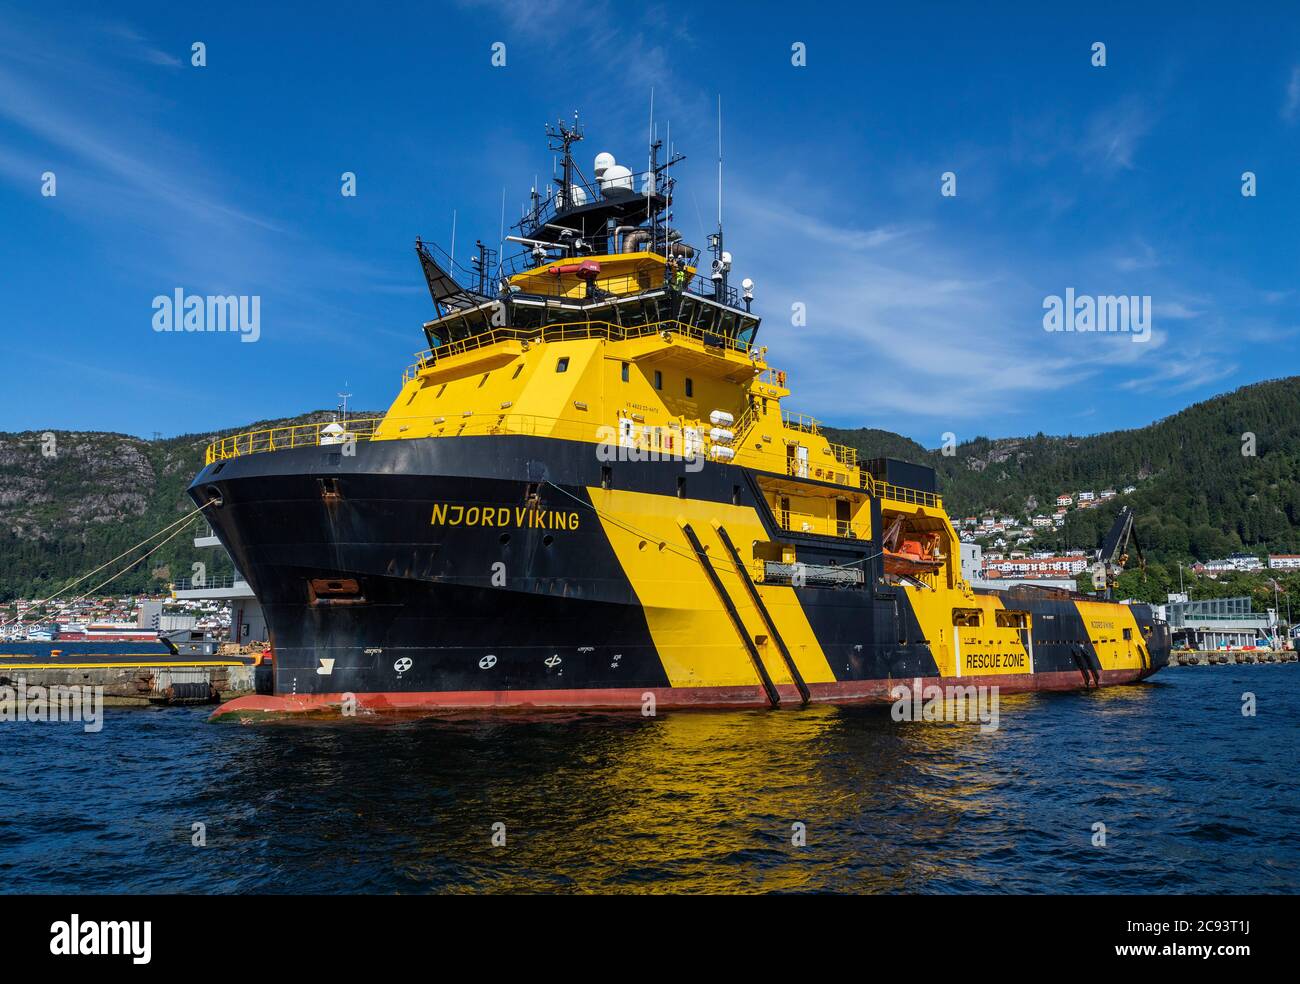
<box><xmin>188</xmin><ymin>435</ymin><xmax>1170</xmax><ymax>710</ymax></box>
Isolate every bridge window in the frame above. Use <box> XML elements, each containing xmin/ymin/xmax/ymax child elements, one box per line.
<box><xmin>685</xmin><ymin>377</ymin><xmax>694</xmax><ymax>398</ymax></box>
<box><xmin>556</xmin><ymin>357</ymin><xmax>570</xmax><ymax>373</ymax></box>
<box><xmin>654</xmin><ymin>370</ymin><xmax>663</xmax><ymax>390</ymax></box>
<box><xmin>621</xmin><ymin>361</ymin><xmax>629</xmax><ymax>382</ymax></box>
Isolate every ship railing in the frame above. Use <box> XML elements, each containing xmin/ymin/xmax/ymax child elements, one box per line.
<box><xmin>388</xmin><ymin>411</ymin><xmax>729</xmax><ymax>460</ymax></box>
<box><xmin>405</xmin><ymin>318</ymin><xmax>753</xmax><ymax>380</ymax></box>
<box><xmin>205</xmin><ymin>418</ymin><xmax>384</xmax><ymax>464</ymax></box>
<box><xmin>730</xmin><ymin>400</ymin><xmax>762</xmax><ymax>445</ymax></box>
<box><xmin>205</xmin><ymin>410</ymin><xmax>724</xmax><ymax>465</ymax></box>
<box><xmin>857</xmin><ymin>471</ymin><xmax>940</xmax><ymax>509</ymax></box>
<box><xmin>202</xmin><ymin>408</ymin><xmax>942</xmax><ymax>513</ymax></box>
<box><xmin>504</xmin><ymin>267</ymin><xmax>738</xmax><ymax>308</ymax></box>
<box><xmin>829</xmin><ymin>442</ymin><xmax>858</xmax><ymax>469</ymax></box>
<box><xmin>172</xmin><ymin>573</ymin><xmax>243</xmax><ymax>591</ymax></box>
<box><xmin>727</xmin><ymin>434</ymin><xmax>941</xmax><ymax>507</ymax></box>
<box><xmin>496</xmin><ymin>239</ymin><xmax>702</xmax><ymax>280</ymax></box>
<box><xmin>781</xmin><ymin>410</ymin><xmax>821</xmax><ymax>435</ymax></box>
<box><xmin>514</xmin><ymin>165</ymin><xmax>666</xmax><ymax>236</ymax></box>
<box><xmin>775</xmin><ymin>507</ymin><xmax>867</xmax><ymax>540</ymax></box>
<box><xmin>419</xmin><ymin>238</ymin><xmax>495</xmax><ymax>297</ymax></box>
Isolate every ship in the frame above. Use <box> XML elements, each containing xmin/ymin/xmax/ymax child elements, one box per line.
<box><xmin>195</xmin><ymin>116</ymin><xmax>1170</xmax><ymax>720</ymax></box>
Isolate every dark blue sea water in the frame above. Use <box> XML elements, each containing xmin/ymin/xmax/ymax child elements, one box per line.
<box><xmin>2</xmin><ymin>666</ymin><xmax>1296</xmax><ymax>893</ymax></box>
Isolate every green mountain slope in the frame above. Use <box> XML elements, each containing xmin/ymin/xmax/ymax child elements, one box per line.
<box><xmin>829</xmin><ymin>375</ymin><xmax>1300</xmax><ymax>562</ymax></box>
<box><xmin>0</xmin><ymin>411</ymin><xmax>377</xmax><ymax>600</ymax></box>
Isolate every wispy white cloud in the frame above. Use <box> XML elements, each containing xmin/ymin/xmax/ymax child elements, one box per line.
<box><xmin>1114</xmin><ymin>240</ymin><xmax>1161</xmax><ymax>272</ymax></box>
<box><xmin>1119</xmin><ymin>351</ymin><xmax>1238</xmax><ymax>394</ymax></box>
<box><xmin>0</xmin><ymin>11</ymin><xmax>408</xmax><ymax>339</ymax></box>
<box><xmin>729</xmin><ymin>187</ymin><xmax>1098</xmax><ymax>425</ymax></box>
<box><xmin>98</xmin><ymin>22</ymin><xmax>182</xmax><ymax>68</ymax></box>
<box><xmin>1283</xmin><ymin>65</ymin><xmax>1300</xmax><ymax>123</ymax></box>
<box><xmin>1081</xmin><ymin>99</ymin><xmax>1151</xmax><ymax>172</ymax></box>
<box><xmin>1154</xmin><ymin>300</ymin><xmax>1203</xmax><ymax>321</ymax></box>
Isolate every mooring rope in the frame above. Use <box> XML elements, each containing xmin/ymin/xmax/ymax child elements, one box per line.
<box><xmin>1</xmin><ymin>502</ymin><xmax>214</xmax><ymax>629</ymax></box>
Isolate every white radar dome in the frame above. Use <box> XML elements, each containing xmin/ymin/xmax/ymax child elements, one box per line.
<box><xmin>593</xmin><ymin>152</ymin><xmax>616</xmax><ymax>177</ymax></box>
<box><xmin>599</xmin><ymin>164</ymin><xmax>634</xmax><ymax>193</ymax></box>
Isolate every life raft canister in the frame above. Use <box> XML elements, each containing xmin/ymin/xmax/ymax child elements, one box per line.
<box><xmin>550</xmin><ymin>259</ymin><xmax>601</xmax><ymax>281</ymax></box>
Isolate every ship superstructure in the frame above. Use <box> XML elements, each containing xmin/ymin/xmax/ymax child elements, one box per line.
<box><xmin>194</xmin><ymin>116</ymin><xmax>1169</xmax><ymax>719</ymax></box>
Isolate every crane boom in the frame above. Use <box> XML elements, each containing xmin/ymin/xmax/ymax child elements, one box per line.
<box><xmin>1091</xmin><ymin>505</ymin><xmax>1145</xmax><ymax>599</ymax></box>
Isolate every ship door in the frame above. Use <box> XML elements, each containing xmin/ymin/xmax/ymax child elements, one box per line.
<box><xmin>835</xmin><ymin>498</ymin><xmax>851</xmax><ymax>537</ymax></box>
<box><xmin>618</xmin><ymin>416</ymin><xmax>636</xmax><ymax>450</ymax></box>
<box><xmin>786</xmin><ymin>443</ymin><xmax>809</xmax><ymax>478</ymax></box>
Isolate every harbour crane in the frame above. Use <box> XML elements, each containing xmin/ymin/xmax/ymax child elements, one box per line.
<box><xmin>1091</xmin><ymin>505</ymin><xmax>1145</xmax><ymax>599</ymax></box>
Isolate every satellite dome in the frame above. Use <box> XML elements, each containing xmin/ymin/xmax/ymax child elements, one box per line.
<box><xmin>599</xmin><ymin>164</ymin><xmax>634</xmax><ymax>194</ymax></box>
<box><xmin>593</xmin><ymin>152</ymin><xmax>616</xmax><ymax>177</ymax></box>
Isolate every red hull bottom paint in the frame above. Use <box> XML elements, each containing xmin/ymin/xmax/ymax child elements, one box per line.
<box><xmin>210</xmin><ymin>667</ymin><xmax>1157</xmax><ymax>721</ymax></box>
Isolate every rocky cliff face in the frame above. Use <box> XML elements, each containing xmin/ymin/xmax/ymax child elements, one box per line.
<box><xmin>0</xmin><ymin>433</ymin><xmax>155</xmax><ymax>540</ymax></box>
<box><xmin>0</xmin><ymin>411</ymin><xmax>371</xmax><ymax>598</ymax></box>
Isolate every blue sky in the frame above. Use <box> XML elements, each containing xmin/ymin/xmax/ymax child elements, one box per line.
<box><xmin>1</xmin><ymin>1</ymin><xmax>1297</xmax><ymax>445</ymax></box>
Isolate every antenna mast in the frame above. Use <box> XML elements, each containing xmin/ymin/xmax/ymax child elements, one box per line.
<box><xmin>547</xmin><ymin>112</ymin><xmax>584</xmax><ymax>213</ymax></box>
<box><xmin>709</xmin><ymin>94</ymin><xmax>729</xmax><ymax>301</ymax></box>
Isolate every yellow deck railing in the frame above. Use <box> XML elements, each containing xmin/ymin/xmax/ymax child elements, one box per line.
<box><xmin>781</xmin><ymin>410</ymin><xmax>821</xmax><ymax>434</ymax></box>
<box><xmin>205</xmin><ymin>418</ymin><xmax>384</xmax><ymax>464</ymax></box>
<box><xmin>775</xmin><ymin>508</ymin><xmax>868</xmax><ymax>540</ymax></box>
<box><xmin>857</xmin><ymin>471</ymin><xmax>941</xmax><ymax>509</ymax></box>
<box><xmin>829</xmin><ymin>441</ymin><xmax>858</xmax><ymax>469</ymax></box>
<box><xmin>405</xmin><ymin>317</ymin><xmax>753</xmax><ymax>382</ymax></box>
<box><xmin>202</xmin><ymin>409</ymin><xmax>941</xmax><ymax>511</ymax></box>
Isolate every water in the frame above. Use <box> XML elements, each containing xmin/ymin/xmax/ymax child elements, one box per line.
<box><xmin>2</xmin><ymin>666</ymin><xmax>1296</xmax><ymax>894</ymax></box>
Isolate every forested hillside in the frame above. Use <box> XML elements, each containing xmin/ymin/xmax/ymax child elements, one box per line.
<box><xmin>0</xmin><ymin>411</ymin><xmax>375</xmax><ymax>599</ymax></box>
<box><xmin>826</xmin><ymin>376</ymin><xmax>1300</xmax><ymax>563</ymax></box>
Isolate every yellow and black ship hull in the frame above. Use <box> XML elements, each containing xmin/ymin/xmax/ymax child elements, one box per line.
<box><xmin>191</xmin><ymin>435</ymin><xmax>1169</xmax><ymax>721</ymax></box>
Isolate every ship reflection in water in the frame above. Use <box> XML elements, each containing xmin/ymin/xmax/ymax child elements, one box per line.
<box><xmin>1</xmin><ymin>669</ymin><xmax>1295</xmax><ymax>893</ymax></box>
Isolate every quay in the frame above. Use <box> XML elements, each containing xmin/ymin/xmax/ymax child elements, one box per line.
<box><xmin>1166</xmin><ymin>649</ymin><xmax>1299</xmax><ymax>667</ymax></box>
<box><xmin>0</xmin><ymin>636</ymin><xmax>258</xmax><ymax>706</ymax></box>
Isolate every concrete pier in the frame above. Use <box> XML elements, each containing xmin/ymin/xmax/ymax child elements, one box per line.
<box><xmin>1167</xmin><ymin>650</ymin><xmax>1298</xmax><ymax>667</ymax></box>
<box><xmin>0</xmin><ymin>662</ymin><xmax>255</xmax><ymax>707</ymax></box>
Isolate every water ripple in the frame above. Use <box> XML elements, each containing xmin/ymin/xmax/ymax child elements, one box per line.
<box><xmin>0</xmin><ymin>665</ymin><xmax>1296</xmax><ymax>893</ymax></box>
